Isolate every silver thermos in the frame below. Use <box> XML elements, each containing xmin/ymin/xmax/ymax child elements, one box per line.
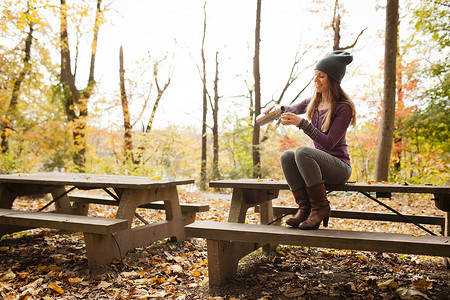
<box><xmin>256</xmin><ymin>105</ymin><xmax>285</xmax><ymax>126</ymax></box>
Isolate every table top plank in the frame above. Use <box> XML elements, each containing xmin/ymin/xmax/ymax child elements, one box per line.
<box><xmin>0</xmin><ymin>173</ymin><xmax>194</xmax><ymax>189</ymax></box>
<box><xmin>209</xmin><ymin>179</ymin><xmax>450</xmax><ymax>194</ymax></box>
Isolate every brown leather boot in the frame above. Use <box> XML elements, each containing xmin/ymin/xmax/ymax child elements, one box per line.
<box><xmin>285</xmin><ymin>188</ymin><xmax>310</xmax><ymax>228</ymax></box>
<box><xmin>299</xmin><ymin>181</ymin><xmax>330</xmax><ymax>230</ymax></box>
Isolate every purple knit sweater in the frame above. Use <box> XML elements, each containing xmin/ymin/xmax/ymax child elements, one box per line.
<box><xmin>283</xmin><ymin>98</ymin><xmax>352</xmax><ymax>166</ymax></box>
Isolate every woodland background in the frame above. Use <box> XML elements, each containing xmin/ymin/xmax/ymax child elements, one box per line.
<box><xmin>0</xmin><ymin>0</ymin><xmax>448</xmax><ymax>187</ymax></box>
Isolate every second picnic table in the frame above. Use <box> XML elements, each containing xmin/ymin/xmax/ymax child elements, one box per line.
<box><xmin>0</xmin><ymin>172</ymin><xmax>194</xmax><ymax>268</ymax></box>
<box><xmin>192</xmin><ymin>179</ymin><xmax>450</xmax><ymax>285</ymax></box>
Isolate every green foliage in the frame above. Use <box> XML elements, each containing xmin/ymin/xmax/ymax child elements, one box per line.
<box><xmin>220</xmin><ymin>115</ymin><xmax>254</xmax><ymax>179</ymax></box>
<box><xmin>0</xmin><ymin>0</ymin><xmax>448</xmax><ymax>187</ymax></box>
<box><xmin>412</xmin><ymin>0</ymin><xmax>450</xmax><ymax>48</ymax></box>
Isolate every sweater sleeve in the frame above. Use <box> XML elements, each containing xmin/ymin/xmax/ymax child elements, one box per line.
<box><xmin>297</xmin><ymin>118</ymin><xmax>320</xmax><ymax>141</ymax></box>
<box><xmin>314</xmin><ymin>103</ymin><xmax>353</xmax><ymax>150</ymax></box>
<box><xmin>282</xmin><ymin>98</ymin><xmax>310</xmax><ymax>114</ymax></box>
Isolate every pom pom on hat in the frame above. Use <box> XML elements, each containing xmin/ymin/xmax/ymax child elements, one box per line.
<box><xmin>315</xmin><ymin>51</ymin><xmax>353</xmax><ymax>83</ymax></box>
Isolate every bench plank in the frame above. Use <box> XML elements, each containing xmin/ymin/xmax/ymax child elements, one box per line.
<box><xmin>254</xmin><ymin>206</ymin><xmax>446</xmax><ymax>227</ymax></box>
<box><xmin>69</xmin><ymin>194</ymin><xmax>209</xmax><ymax>213</ymax></box>
<box><xmin>0</xmin><ymin>208</ymin><xmax>128</xmax><ymax>235</ymax></box>
<box><xmin>186</xmin><ymin>221</ymin><xmax>450</xmax><ymax>257</ymax></box>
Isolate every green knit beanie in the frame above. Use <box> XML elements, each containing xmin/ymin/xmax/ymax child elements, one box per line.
<box><xmin>315</xmin><ymin>50</ymin><xmax>353</xmax><ymax>83</ymax></box>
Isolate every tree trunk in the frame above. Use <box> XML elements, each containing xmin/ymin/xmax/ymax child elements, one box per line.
<box><xmin>393</xmin><ymin>54</ymin><xmax>404</xmax><ymax>172</ymax></box>
<box><xmin>200</xmin><ymin>1</ymin><xmax>208</xmax><ymax>190</ymax></box>
<box><xmin>374</xmin><ymin>0</ymin><xmax>399</xmax><ymax>181</ymax></box>
<box><xmin>333</xmin><ymin>11</ymin><xmax>341</xmax><ymax>50</ymax></box>
<box><xmin>252</xmin><ymin>0</ymin><xmax>262</xmax><ymax>178</ymax></box>
<box><xmin>146</xmin><ymin>59</ymin><xmax>171</xmax><ymax>133</ymax></box>
<box><xmin>1</xmin><ymin>20</ymin><xmax>33</xmax><ymax>153</ymax></box>
<box><xmin>119</xmin><ymin>46</ymin><xmax>133</xmax><ymax>160</ymax></box>
<box><xmin>87</xmin><ymin>0</ymin><xmax>101</xmax><ymax>92</ymax></box>
<box><xmin>332</xmin><ymin>0</ymin><xmax>366</xmax><ymax>51</ymax></box>
<box><xmin>59</xmin><ymin>0</ymin><xmax>103</xmax><ymax>172</ymax></box>
<box><xmin>212</xmin><ymin>51</ymin><xmax>220</xmax><ymax>180</ymax></box>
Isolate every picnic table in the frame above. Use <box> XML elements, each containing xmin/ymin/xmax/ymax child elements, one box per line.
<box><xmin>185</xmin><ymin>179</ymin><xmax>450</xmax><ymax>286</ymax></box>
<box><xmin>0</xmin><ymin>172</ymin><xmax>194</xmax><ymax>268</ymax></box>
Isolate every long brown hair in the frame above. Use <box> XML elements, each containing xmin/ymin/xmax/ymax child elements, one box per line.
<box><xmin>306</xmin><ymin>77</ymin><xmax>356</xmax><ymax>132</ymax></box>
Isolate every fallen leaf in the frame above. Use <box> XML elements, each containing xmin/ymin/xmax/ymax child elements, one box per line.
<box><xmin>51</xmin><ymin>254</ymin><xmax>70</xmax><ymax>264</ymax></box>
<box><xmin>348</xmin><ymin>282</ymin><xmax>357</xmax><ymax>291</ymax></box>
<box><xmin>120</xmin><ymin>271</ymin><xmax>140</xmax><ymax>279</ymax></box>
<box><xmin>16</xmin><ymin>272</ymin><xmax>29</xmax><ymax>279</ymax></box>
<box><xmin>112</xmin><ymin>258</ymin><xmax>122</xmax><ymax>264</ymax></box>
<box><xmin>68</xmin><ymin>277</ymin><xmax>83</xmax><ymax>285</ymax></box>
<box><xmin>96</xmin><ymin>281</ymin><xmax>111</xmax><ymax>290</ymax></box>
<box><xmin>22</xmin><ymin>278</ymin><xmax>44</xmax><ymax>290</ymax></box>
<box><xmin>358</xmin><ymin>254</ymin><xmax>369</xmax><ymax>263</ymax></box>
<box><xmin>49</xmin><ymin>265</ymin><xmax>60</xmax><ymax>271</ymax></box>
<box><xmin>283</xmin><ymin>286</ymin><xmax>306</xmax><ymax>297</ymax></box>
<box><xmin>48</xmin><ymin>282</ymin><xmax>64</xmax><ymax>294</ymax></box>
<box><xmin>0</xmin><ymin>271</ymin><xmax>16</xmax><ymax>282</ymax></box>
<box><xmin>92</xmin><ymin>275</ymin><xmax>103</xmax><ymax>281</ymax></box>
<box><xmin>396</xmin><ymin>287</ymin><xmax>429</xmax><ymax>299</ymax></box>
<box><xmin>378</xmin><ymin>278</ymin><xmax>398</xmax><ymax>290</ymax></box>
<box><xmin>413</xmin><ymin>278</ymin><xmax>432</xmax><ymax>290</ymax></box>
<box><xmin>171</xmin><ymin>264</ymin><xmax>184</xmax><ymax>273</ymax></box>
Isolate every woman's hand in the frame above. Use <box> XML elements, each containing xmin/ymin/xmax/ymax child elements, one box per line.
<box><xmin>281</xmin><ymin>112</ymin><xmax>301</xmax><ymax>126</ymax></box>
<box><xmin>263</xmin><ymin>103</ymin><xmax>276</xmax><ymax>115</ymax></box>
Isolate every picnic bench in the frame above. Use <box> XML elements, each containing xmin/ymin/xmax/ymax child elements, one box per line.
<box><xmin>185</xmin><ymin>179</ymin><xmax>450</xmax><ymax>286</ymax></box>
<box><xmin>0</xmin><ymin>173</ymin><xmax>195</xmax><ymax>269</ymax></box>
<box><xmin>68</xmin><ymin>193</ymin><xmax>209</xmax><ymax>225</ymax></box>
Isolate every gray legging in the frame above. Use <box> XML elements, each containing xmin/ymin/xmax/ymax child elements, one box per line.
<box><xmin>280</xmin><ymin>146</ymin><xmax>352</xmax><ymax>191</ymax></box>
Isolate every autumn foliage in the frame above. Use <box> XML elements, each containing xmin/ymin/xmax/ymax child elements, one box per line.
<box><xmin>0</xmin><ymin>1</ymin><xmax>448</xmax><ymax>187</ymax></box>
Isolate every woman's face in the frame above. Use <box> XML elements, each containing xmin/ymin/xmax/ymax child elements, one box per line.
<box><xmin>314</xmin><ymin>70</ymin><xmax>329</xmax><ymax>94</ymax></box>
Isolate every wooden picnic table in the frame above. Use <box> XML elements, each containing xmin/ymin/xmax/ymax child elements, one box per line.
<box><xmin>0</xmin><ymin>172</ymin><xmax>194</xmax><ymax>268</ymax></box>
<box><xmin>187</xmin><ymin>179</ymin><xmax>450</xmax><ymax>286</ymax></box>
<box><xmin>209</xmin><ymin>179</ymin><xmax>450</xmax><ymax>224</ymax></box>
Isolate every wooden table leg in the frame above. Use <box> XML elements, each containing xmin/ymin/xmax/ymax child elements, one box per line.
<box><xmin>444</xmin><ymin>212</ymin><xmax>449</xmax><ymax>268</ymax></box>
<box><xmin>0</xmin><ymin>184</ymin><xmax>23</xmax><ymax>236</ymax></box>
<box><xmin>228</xmin><ymin>188</ymin><xmax>279</xmax><ymax>223</ymax></box>
<box><xmin>224</xmin><ymin>188</ymin><xmax>281</xmax><ymax>277</ymax></box>
<box><xmin>228</xmin><ymin>188</ymin><xmax>251</xmax><ymax>223</ymax></box>
<box><xmin>206</xmin><ymin>239</ymin><xmax>256</xmax><ymax>287</ymax></box>
<box><xmin>260</xmin><ymin>200</ymin><xmax>274</xmax><ymax>225</ymax></box>
<box><xmin>0</xmin><ymin>184</ymin><xmax>16</xmax><ymax>209</ymax></box>
<box><xmin>51</xmin><ymin>187</ymin><xmax>79</xmax><ymax>215</ymax></box>
<box><xmin>84</xmin><ymin>187</ymin><xmax>185</xmax><ymax>268</ymax></box>
<box><xmin>162</xmin><ymin>185</ymin><xmax>185</xmax><ymax>241</ymax></box>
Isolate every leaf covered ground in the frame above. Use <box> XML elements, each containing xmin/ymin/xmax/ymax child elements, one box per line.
<box><xmin>0</xmin><ymin>189</ymin><xmax>449</xmax><ymax>299</ymax></box>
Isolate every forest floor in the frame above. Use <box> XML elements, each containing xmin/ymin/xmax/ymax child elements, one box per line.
<box><xmin>0</xmin><ymin>189</ymin><xmax>449</xmax><ymax>299</ymax></box>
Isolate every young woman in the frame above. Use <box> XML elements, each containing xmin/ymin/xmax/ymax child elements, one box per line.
<box><xmin>266</xmin><ymin>50</ymin><xmax>356</xmax><ymax>230</ymax></box>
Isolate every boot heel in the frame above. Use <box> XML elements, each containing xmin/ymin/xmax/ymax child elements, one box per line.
<box><xmin>323</xmin><ymin>217</ymin><xmax>329</xmax><ymax>227</ymax></box>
